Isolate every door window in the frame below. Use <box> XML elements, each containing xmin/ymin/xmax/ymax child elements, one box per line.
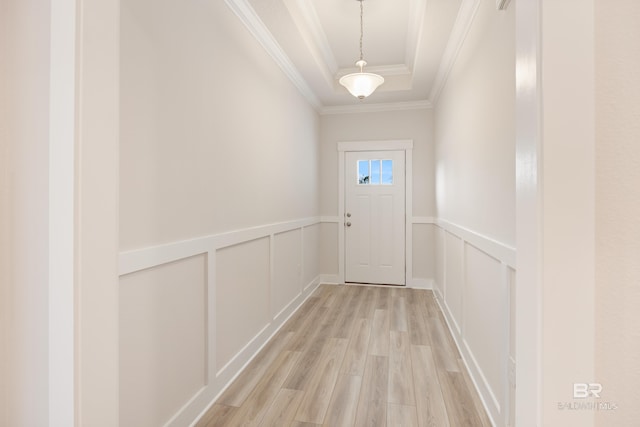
<box><xmin>357</xmin><ymin>159</ymin><xmax>393</xmax><ymax>185</ymax></box>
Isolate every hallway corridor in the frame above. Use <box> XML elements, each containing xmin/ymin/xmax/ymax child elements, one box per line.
<box><xmin>196</xmin><ymin>285</ymin><xmax>491</xmax><ymax>426</ymax></box>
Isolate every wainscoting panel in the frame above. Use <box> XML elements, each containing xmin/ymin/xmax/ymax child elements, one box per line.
<box><xmin>118</xmin><ymin>217</ymin><xmax>322</xmax><ymax>427</ymax></box>
<box><xmin>319</xmin><ymin>221</ymin><xmax>339</xmax><ymax>276</ymax></box>
<box><xmin>272</xmin><ymin>229</ymin><xmax>303</xmax><ymax>319</ymax></box>
<box><xmin>216</xmin><ymin>237</ymin><xmax>271</xmax><ymax>373</ymax></box>
<box><xmin>444</xmin><ymin>231</ymin><xmax>464</xmax><ymax>333</ymax></box>
<box><xmin>433</xmin><ymin>220</ymin><xmax>516</xmax><ymax>427</ymax></box>
<box><xmin>464</xmin><ymin>244</ymin><xmax>507</xmax><ymax>412</ymax></box>
<box><xmin>302</xmin><ymin>224</ymin><xmax>320</xmax><ymax>287</ymax></box>
<box><xmin>119</xmin><ymin>254</ymin><xmax>207</xmax><ymax>427</ymax></box>
<box><xmin>435</xmin><ymin>226</ymin><xmax>445</xmax><ymax>298</ymax></box>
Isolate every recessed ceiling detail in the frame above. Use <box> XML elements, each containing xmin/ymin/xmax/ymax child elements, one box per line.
<box><xmin>227</xmin><ymin>0</ymin><xmax>488</xmax><ymax>112</ymax></box>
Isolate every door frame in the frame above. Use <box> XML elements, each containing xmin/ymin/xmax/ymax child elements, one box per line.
<box><xmin>337</xmin><ymin>140</ymin><xmax>413</xmax><ymax>285</ymax></box>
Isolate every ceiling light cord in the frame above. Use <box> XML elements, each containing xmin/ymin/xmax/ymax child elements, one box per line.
<box><xmin>359</xmin><ymin>0</ymin><xmax>364</xmax><ymax>64</ymax></box>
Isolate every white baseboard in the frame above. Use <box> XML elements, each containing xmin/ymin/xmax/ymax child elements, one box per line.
<box><xmin>408</xmin><ymin>277</ymin><xmax>433</xmax><ymax>289</ymax></box>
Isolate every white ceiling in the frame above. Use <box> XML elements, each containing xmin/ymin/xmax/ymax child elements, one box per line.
<box><xmin>227</xmin><ymin>0</ymin><xmax>479</xmax><ymax>112</ymax></box>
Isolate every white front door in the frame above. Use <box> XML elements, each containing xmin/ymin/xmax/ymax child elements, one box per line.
<box><xmin>345</xmin><ymin>150</ymin><xmax>405</xmax><ymax>285</ymax></box>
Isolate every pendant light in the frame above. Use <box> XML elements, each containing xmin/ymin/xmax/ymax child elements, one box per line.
<box><xmin>339</xmin><ymin>0</ymin><xmax>384</xmax><ymax>99</ymax></box>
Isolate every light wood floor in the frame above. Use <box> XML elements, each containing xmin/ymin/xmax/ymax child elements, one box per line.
<box><xmin>197</xmin><ymin>284</ymin><xmax>492</xmax><ymax>427</ymax></box>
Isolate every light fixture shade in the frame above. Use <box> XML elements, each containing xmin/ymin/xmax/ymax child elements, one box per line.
<box><xmin>339</xmin><ymin>72</ymin><xmax>385</xmax><ymax>99</ymax></box>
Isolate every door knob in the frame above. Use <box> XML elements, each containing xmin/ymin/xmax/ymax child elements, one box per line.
<box><xmin>346</xmin><ymin>221</ymin><xmax>352</xmax><ymax>227</ymax></box>
<box><xmin>346</xmin><ymin>213</ymin><xmax>352</xmax><ymax>217</ymax></box>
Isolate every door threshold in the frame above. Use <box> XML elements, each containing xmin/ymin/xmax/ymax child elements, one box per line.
<box><xmin>344</xmin><ymin>282</ymin><xmax>406</xmax><ymax>287</ymax></box>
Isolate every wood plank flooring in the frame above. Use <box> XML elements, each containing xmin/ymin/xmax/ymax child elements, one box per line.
<box><xmin>197</xmin><ymin>284</ymin><xmax>492</xmax><ymax>427</ymax></box>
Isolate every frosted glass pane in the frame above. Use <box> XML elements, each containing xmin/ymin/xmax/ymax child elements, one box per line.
<box><xmin>382</xmin><ymin>160</ymin><xmax>393</xmax><ymax>184</ymax></box>
<box><xmin>371</xmin><ymin>160</ymin><xmax>381</xmax><ymax>184</ymax></box>
<box><xmin>358</xmin><ymin>160</ymin><xmax>370</xmax><ymax>184</ymax></box>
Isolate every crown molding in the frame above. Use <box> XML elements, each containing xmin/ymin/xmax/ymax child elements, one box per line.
<box><xmin>282</xmin><ymin>0</ymin><xmax>337</xmax><ymax>88</ymax></box>
<box><xmin>224</xmin><ymin>0</ymin><xmax>322</xmax><ymax>110</ymax></box>
<box><xmin>283</xmin><ymin>0</ymin><xmax>338</xmax><ymax>73</ymax></box>
<box><xmin>405</xmin><ymin>0</ymin><xmax>428</xmax><ymax>72</ymax></box>
<box><xmin>428</xmin><ymin>0</ymin><xmax>481</xmax><ymax>105</ymax></box>
<box><xmin>320</xmin><ymin>99</ymin><xmax>432</xmax><ymax>115</ymax></box>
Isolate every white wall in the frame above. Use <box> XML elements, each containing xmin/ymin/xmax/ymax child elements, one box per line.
<box><xmin>119</xmin><ymin>0</ymin><xmax>321</xmax><ymax>425</ymax></box>
<box><xmin>539</xmin><ymin>1</ymin><xmax>596</xmax><ymax>425</ymax></box>
<box><xmin>0</xmin><ymin>2</ymin><xmax>9</xmax><ymax>423</ymax></box>
<box><xmin>432</xmin><ymin>2</ymin><xmax>515</xmax><ymax>426</ymax></box>
<box><xmin>319</xmin><ymin>108</ymin><xmax>436</xmax><ymax>283</ymax></box>
<box><xmin>434</xmin><ymin>5</ymin><xmax>515</xmax><ymax>247</ymax></box>
<box><xmin>120</xmin><ymin>0</ymin><xmax>320</xmax><ymax>250</ymax></box>
<box><xmin>0</xmin><ymin>1</ymin><xmax>51</xmax><ymax>425</ymax></box>
<box><xmin>595</xmin><ymin>1</ymin><xmax>640</xmax><ymax>424</ymax></box>
<box><xmin>75</xmin><ymin>1</ymin><xmax>120</xmax><ymax>424</ymax></box>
